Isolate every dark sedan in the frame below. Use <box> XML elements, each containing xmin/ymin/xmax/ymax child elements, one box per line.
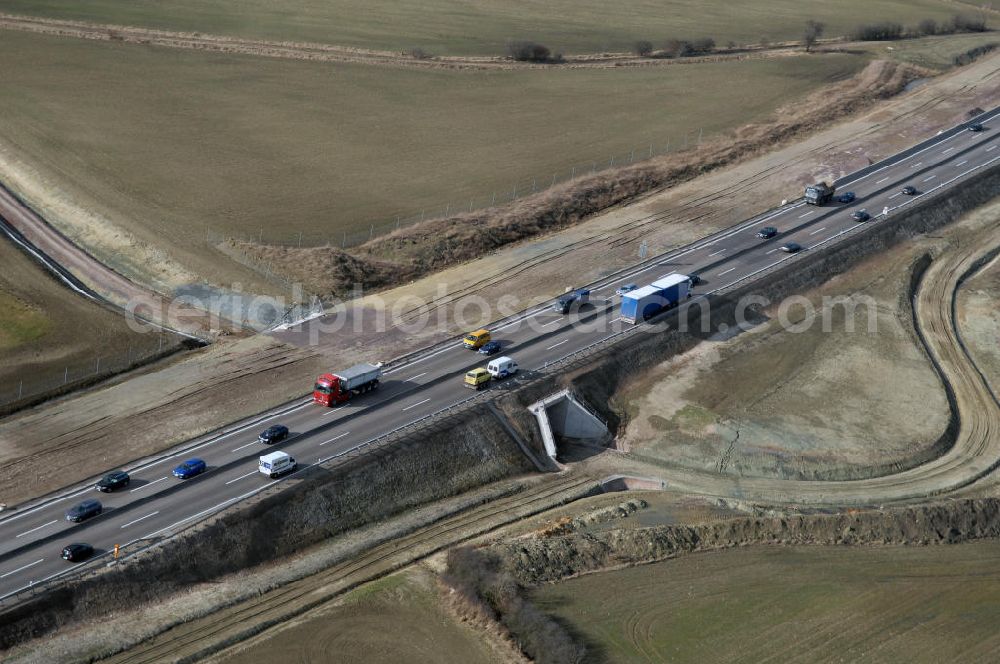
<box><xmin>756</xmin><ymin>226</ymin><xmax>778</xmax><ymax>239</ymax></box>
<box><xmin>838</xmin><ymin>191</ymin><xmax>856</xmax><ymax>204</ymax></box>
<box><xmin>901</xmin><ymin>185</ymin><xmax>917</xmax><ymax>195</ymax></box>
<box><xmin>478</xmin><ymin>340</ymin><xmax>502</xmax><ymax>355</ymax></box>
<box><xmin>258</xmin><ymin>424</ymin><xmax>289</xmax><ymax>445</ymax></box>
<box><xmin>95</xmin><ymin>470</ymin><xmax>130</xmax><ymax>492</ymax></box>
<box><xmin>62</xmin><ymin>543</ymin><xmax>95</xmax><ymax>562</ymax></box>
<box><xmin>851</xmin><ymin>209</ymin><xmax>871</xmax><ymax>222</ymax></box>
<box><xmin>65</xmin><ymin>499</ymin><xmax>102</xmax><ymax>522</ymax></box>
<box><xmin>780</xmin><ymin>242</ymin><xmax>802</xmax><ymax>253</ymax></box>
<box><xmin>173</xmin><ymin>458</ymin><xmax>207</xmax><ymax>479</ymax></box>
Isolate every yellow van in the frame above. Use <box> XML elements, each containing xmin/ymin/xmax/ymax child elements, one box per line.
<box><xmin>464</xmin><ymin>367</ymin><xmax>491</xmax><ymax>390</ymax></box>
<box><xmin>462</xmin><ymin>329</ymin><xmax>491</xmax><ymax>349</ymax></box>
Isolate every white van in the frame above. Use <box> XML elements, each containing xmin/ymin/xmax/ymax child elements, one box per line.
<box><xmin>487</xmin><ymin>356</ymin><xmax>518</xmax><ymax>379</ymax></box>
<box><xmin>259</xmin><ymin>451</ymin><xmax>297</xmax><ymax>478</ymax></box>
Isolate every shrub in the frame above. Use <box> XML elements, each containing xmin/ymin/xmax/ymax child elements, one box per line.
<box><xmin>633</xmin><ymin>40</ymin><xmax>654</xmax><ymax>56</ymax></box>
<box><xmin>409</xmin><ymin>47</ymin><xmax>431</xmax><ymax>60</ymax></box>
<box><xmin>691</xmin><ymin>37</ymin><xmax>716</xmax><ymax>53</ymax></box>
<box><xmin>662</xmin><ymin>38</ymin><xmax>693</xmax><ymax>57</ymax></box>
<box><xmin>803</xmin><ymin>20</ymin><xmax>825</xmax><ymax>52</ymax></box>
<box><xmin>853</xmin><ymin>22</ymin><xmax>905</xmax><ymax>41</ymax></box>
<box><xmin>952</xmin><ymin>13</ymin><xmax>988</xmax><ymax>33</ymax></box>
<box><xmin>917</xmin><ymin>18</ymin><xmax>938</xmax><ymax>36</ymax></box>
<box><xmin>506</xmin><ymin>40</ymin><xmax>553</xmax><ymax>62</ymax></box>
<box><xmin>953</xmin><ymin>43</ymin><xmax>997</xmax><ymax>66</ymax></box>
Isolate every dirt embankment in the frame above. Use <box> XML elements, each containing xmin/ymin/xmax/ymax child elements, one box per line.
<box><xmin>497</xmin><ymin>498</ymin><xmax>1000</xmax><ymax>586</ymax></box>
<box><xmin>232</xmin><ymin>59</ymin><xmax>923</xmax><ymax>300</ymax></box>
<box><xmin>0</xmin><ymin>406</ymin><xmax>533</xmax><ymax>652</ymax></box>
<box><xmin>442</xmin><ymin>497</ymin><xmax>1000</xmax><ymax>663</ymax></box>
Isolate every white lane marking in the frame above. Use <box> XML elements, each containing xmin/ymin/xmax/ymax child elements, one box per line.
<box><xmin>956</xmin><ymin>160</ymin><xmax>968</xmax><ymax>167</ymax></box>
<box><xmin>130</xmin><ymin>477</ymin><xmax>167</xmax><ymax>493</ymax></box>
<box><xmin>808</xmin><ymin>227</ymin><xmax>826</xmax><ymax>236</ymax></box>
<box><xmin>542</xmin><ymin>318</ymin><xmax>563</xmax><ymax>326</ymax></box>
<box><xmin>225</xmin><ymin>471</ymin><xmax>258</xmax><ymax>485</ymax></box>
<box><xmin>988</xmin><ymin>145</ymin><xmax>998</xmax><ymax>152</ymax></box>
<box><xmin>402</xmin><ymin>398</ymin><xmax>431</xmax><ymax>412</ymax></box>
<box><xmin>875</xmin><ymin>177</ymin><xmax>889</xmax><ymax>184</ymax></box>
<box><xmin>319</xmin><ymin>431</ymin><xmax>351</xmax><ymax>446</ymax></box>
<box><xmin>766</xmin><ymin>248</ymin><xmax>779</xmax><ymax>255</ymax></box>
<box><xmin>546</xmin><ymin>339</ymin><xmax>569</xmax><ymax>350</ymax></box>
<box><xmin>707</xmin><ymin>249</ymin><xmax>725</xmax><ymax>257</ymax></box>
<box><xmin>0</xmin><ymin>559</ymin><xmax>43</xmax><ymax>579</ymax></box>
<box><xmin>798</xmin><ymin>211</ymin><xmax>815</xmax><ymax>219</ymax></box>
<box><xmin>889</xmin><ymin>192</ymin><xmax>902</xmax><ymax>199</ymax></box>
<box><xmin>15</xmin><ymin>520</ymin><xmax>57</xmax><ymax>538</ymax></box>
<box><xmin>142</xmin><ymin>482</ymin><xmax>280</xmax><ymax>539</ymax></box>
<box><xmin>324</xmin><ymin>405</ymin><xmax>343</xmax><ymax>416</ymax></box>
<box><xmin>718</xmin><ymin>267</ymin><xmax>736</xmax><ymax>276</ymax></box>
<box><xmin>120</xmin><ymin>511</ymin><xmax>160</xmax><ymax>529</ymax></box>
<box><xmin>910</xmin><ymin>162</ymin><xmax>923</xmax><ymax>168</ymax></box>
<box><xmin>923</xmin><ymin>175</ymin><xmax>936</xmax><ymax>182</ymax></box>
<box><xmin>231</xmin><ymin>440</ymin><xmax>259</xmax><ymax>453</ymax></box>
<box><xmin>838</xmin><ymin>107</ymin><xmax>1000</xmax><ymax>188</ymax></box>
<box><xmin>941</xmin><ymin>147</ymin><xmax>954</xmax><ymax>154</ymax></box>
<box><xmin>408</xmin><ymin>372</ymin><xmax>427</xmax><ymax>381</ymax></box>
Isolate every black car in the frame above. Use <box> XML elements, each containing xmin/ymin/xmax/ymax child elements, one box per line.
<box><xmin>95</xmin><ymin>470</ymin><xmax>130</xmax><ymax>492</ymax></box>
<box><xmin>688</xmin><ymin>274</ymin><xmax>702</xmax><ymax>286</ymax></box>
<box><xmin>838</xmin><ymin>191</ymin><xmax>856</xmax><ymax>204</ymax></box>
<box><xmin>756</xmin><ymin>226</ymin><xmax>778</xmax><ymax>239</ymax></box>
<box><xmin>258</xmin><ymin>424</ymin><xmax>289</xmax><ymax>445</ymax></box>
<box><xmin>851</xmin><ymin>209</ymin><xmax>871</xmax><ymax>222</ymax></box>
<box><xmin>968</xmin><ymin>123</ymin><xmax>984</xmax><ymax>132</ymax></box>
<box><xmin>780</xmin><ymin>242</ymin><xmax>802</xmax><ymax>253</ymax></box>
<box><xmin>478</xmin><ymin>340</ymin><xmax>502</xmax><ymax>355</ymax></box>
<box><xmin>66</xmin><ymin>499</ymin><xmax>102</xmax><ymax>523</ymax></box>
<box><xmin>61</xmin><ymin>543</ymin><xmax>94</xmax><ymax>562</ymax></box>
<box><xmin>901</xmin><ymin>185</ymin><xmax>917</xmax><ymax>195</ymax></box>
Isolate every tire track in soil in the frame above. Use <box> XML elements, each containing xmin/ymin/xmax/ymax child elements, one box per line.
<box><xmin>99</xmin><ymin>475</ymin><xmax>597</xmax><ymax>664</ymax></box>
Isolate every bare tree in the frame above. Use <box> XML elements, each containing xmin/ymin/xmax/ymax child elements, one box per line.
<box><xmin>803</xmin><ymin>20</ymin><xmax>825</xmax><ymax>52</ymax></box>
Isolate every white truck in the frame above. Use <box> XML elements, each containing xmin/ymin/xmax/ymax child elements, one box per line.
<box><xmin>487</xmin><ymin>356</ymin><xmax>518</xmax><ymax>379</ymax></box>
<box><xmin>259</xmin><ymin>451</ymin><xmax>297</xmax><ymax>478</ymax></box>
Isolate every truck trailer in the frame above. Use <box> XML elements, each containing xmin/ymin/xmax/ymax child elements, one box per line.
<box><xmin>313</xmin><ymin>362</ymin><xmax>382</xmax><ymax>406</ymax></box>
<box><xmin>620</xmin><ymin>273</ymin><xmax>690</xmax><ymax>323</ymax></box>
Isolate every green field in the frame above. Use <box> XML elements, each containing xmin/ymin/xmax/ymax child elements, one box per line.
<box><xmin>870</xmin><ymin>32</ymin><xmax>999</xmax><ymax>70</ymax></box>
<box><xmin>0</xmin><ymin>235</ymin><xmax>179</xmax><ymax>405</ymax></box>
<box><xmin>0</xmin><ymin>0</ymin><xmax>975</xmax><ymax>55</ymax></box>
<box><xmin>533</xmin><ymin>541</ymin><xmax>1000</xmax><ymax>663</ymax></box>
<box><xmin>0</xmin><ymin>28</ymin><xmax>868</xmax><ymax>287</ymax></box>
<box><xmin>220</xmin><ymin>568</ymin><xmax>499</xmax><ymax>664</ymax></box>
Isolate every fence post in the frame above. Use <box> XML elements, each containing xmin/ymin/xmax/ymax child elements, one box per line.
<box><xmin>18</xmin><ymin>381</ymin><xmax>22</xmax><ymax>399</ymax></box>
<box><xmin>369</xmin><ymin>224</ymin><xmax>374</xmax><ymax>240</ymax></box>
<box><xmin>571</xmin><ymin>165</ymin><xmax>576</xmax><ymax>178</ymax></box>
<box><xmin>64</xmin><ymin>367</ymin><xmax>68</xmax><ymax>384</ymax></box>
<box><xmin>297</xmin><ymin>232</ymin><xmax>303</xmax><ymax>247</ymax></box>
<box><xmin>96</xmin><ymin>357</ymin><xmax>100</xmax><ymax>374</ymax></box>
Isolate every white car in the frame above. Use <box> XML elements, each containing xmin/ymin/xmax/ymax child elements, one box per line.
<box><xmin>615</xmin><ymin>283</ymin><xmax>638</xmax><ymax>296</ymax></box>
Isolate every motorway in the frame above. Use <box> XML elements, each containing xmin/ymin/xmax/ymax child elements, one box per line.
<box><xmin>0</xmin><ymin>111</ymin><xmax>996</xmax><ymax>601</ymax></box>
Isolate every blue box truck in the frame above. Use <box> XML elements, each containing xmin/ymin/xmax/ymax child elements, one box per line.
<box><xmin>620</xmin><ymin>273</ymin><xmax>690</xmax><ymax>323</ymax></box>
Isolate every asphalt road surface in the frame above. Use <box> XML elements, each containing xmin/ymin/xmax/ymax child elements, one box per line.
<box><xmin>0</xmin><ymin>111</ymin><xmax>996</xmax><ymax>602</ymax></box>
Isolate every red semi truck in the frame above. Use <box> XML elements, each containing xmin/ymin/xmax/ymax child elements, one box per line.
<box><xmin>313</xmin><ymin>362</ymin><xmax>383</xmax><ymax>406</ymax></box>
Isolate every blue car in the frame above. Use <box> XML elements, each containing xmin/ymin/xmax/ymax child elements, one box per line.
<box><xmin>173</xmin><ymin>458</ymin><xmax>206</xmax><ymax>479</ymax></box>
<box><xmin>615</xmin><ymin>283</ymin><xmax>638</xmax><ymax>296</ymax></box>
<box><xmin>478</xmin><ymin>340</ymin><xmax>502</xmax><ymax>355</ymax></box>
<box><xmin>838</xmin><ymin>191</ymin><xmax>856</xmax><ymax>204</ymax></box>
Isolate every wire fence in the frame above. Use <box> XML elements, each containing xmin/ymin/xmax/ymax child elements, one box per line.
<box><xmin>0</xmin><ymin>335</ymin><xmax>184</xmax><ymax>412</ymax></box>
<box><xmin>209</xmin><ymin>129</ymin><xmax>712</xmax><ymax>251</ymax></box>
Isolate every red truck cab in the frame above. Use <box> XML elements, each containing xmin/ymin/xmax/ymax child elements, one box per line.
<box><xmin>313</xmin><ymin>373</ymin><xmax>343</xmax><ymax>406</ymax></box>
